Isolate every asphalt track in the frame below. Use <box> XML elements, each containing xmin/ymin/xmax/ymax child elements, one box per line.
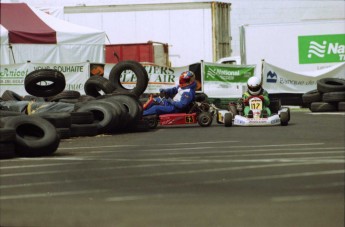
<box><xmin>0</xmin><ymin>109</ymin><xmax>344</xmax><ymax>227</ymax></box>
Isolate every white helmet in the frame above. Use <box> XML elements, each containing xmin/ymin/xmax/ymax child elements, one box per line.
<box><xmin>247</xmin><ymin>77</ymin><xmax>262</xmax><ymax>95</ymax></box>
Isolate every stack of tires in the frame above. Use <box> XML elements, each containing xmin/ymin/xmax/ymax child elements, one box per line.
<box><xmin>0</xmin><ymin>60</ymin><xmax>149</xmax><ymax>159</ymax></box>
<box><xmin>302</xmin><ymin>78</ymin><xmax>345</xmax><ymax>112</ymax></box>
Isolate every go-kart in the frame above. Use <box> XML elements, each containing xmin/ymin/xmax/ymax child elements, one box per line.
<box><xmin>142</xmin><ymin>93</ymin><xmax>216</xmax><ymax>129</ymax></box>
<box><xmin>216</xmin><ymin>96</ymin><xmax>290</xmax><ymax>127</ymax></box>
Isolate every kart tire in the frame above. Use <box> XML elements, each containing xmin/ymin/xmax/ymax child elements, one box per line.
<box><xmin>224</xmin><ymin>112</ymin><xmax>233</xmax><ymax>127</ymax></box>
<box><xmin>317</xmin><ymin>78</ymin><xmax>345</xmax><ymax>93</ymax></box>
<box><xmin>197</xmin><ymin>112</ymin><xmax>213</xmax><ymax>127</ymax></box>
<box><xmin>310</xmin><ymin>102</ymin><xmax>337</xmax><ymax>112</ymax></box>
<box><xmin>84</xmin><ymin>75</ymin><xmax>115</xmax><ymax>98</ymax></box>
<box><xmin>322</xmin><ymin>91</ymin><xmax>345</xmax><ymax>103</ymax></box>
<box><xmin>269</xmin><ymin>98</ymin><xmax>281</xmax><ymax>114</ymax></box>
<box><xmin>1</xmin><ymin>115</ymin><xmax>60</xmax><ymax>157</ymax></box>
<box><xmin>280</xmin><ymin>111</ymin><xmax>289</xmax><ymax>126</ymax></box>
<box><xmin>70</xmin><ymin>123</ymin><xmax>99</xmax><ymax>137</ymax></box>
<box><xmin>24</xmin><ymin>69</ymin><xmax>66</xmax><ymax>97</ymax></box>
<box><xmin>109</xmin><ymin>61</ymin><xmax>149</xmax><ymax>98</ymax></box>
<box><xmin>144</xmin><ymin>115</ymin><xmax>159</xmax><ymax>129</ymax></box>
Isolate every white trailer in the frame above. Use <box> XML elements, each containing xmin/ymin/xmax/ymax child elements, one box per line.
<box><xmin>64</xmin><ymin>1</ymin><xmax>232</xmax><ymax>67</ymax></box>
<box><xmin>240</xmin><ymin>20</ymin><xmax>345</xmax><ymax>75</ymax></box>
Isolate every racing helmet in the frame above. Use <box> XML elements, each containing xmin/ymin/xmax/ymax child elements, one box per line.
<box><xmin>179</xmin><ymin>71</ymin><xmax>195</xmax><ymax>88</ymax></box>
<box><xmin>247</xmin><ymin>76</ymin><xmax>262</xmax><ymax>95</ymax></box>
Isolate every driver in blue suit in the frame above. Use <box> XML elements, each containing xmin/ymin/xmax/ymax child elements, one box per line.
<box><xmin>143</xmin><ymin>71</ymin><xmax>197</xmax><ymax>116</ymax></box>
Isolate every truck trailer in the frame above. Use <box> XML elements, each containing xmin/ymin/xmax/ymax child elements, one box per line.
<box><xmin>240</xmin><ymin>20</ymin><xmax>345</xmax><ymax>75</ymax></box>
<box><xmin>64</xmin><ymin>1</ymin><xmax>232</xmax><ymax>67</ymax></box>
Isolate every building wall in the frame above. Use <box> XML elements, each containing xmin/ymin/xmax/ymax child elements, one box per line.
<box><xmin>15</xmin><ymin>0</ymin><xmax>345</xmax><ymax>61</ymax></box>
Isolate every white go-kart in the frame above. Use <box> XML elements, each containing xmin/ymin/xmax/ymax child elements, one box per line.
<box><xmin>217</xmin><ymin>97</ymin><xmax>290</xmax><ymax>127</ymax></box>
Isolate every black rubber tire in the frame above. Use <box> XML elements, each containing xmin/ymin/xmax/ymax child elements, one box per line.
<box><xmin>224</xmin><ymin>112</ymin><xmax>233</xmax><ymax>127</ymax></box>
<box><xmin>24</xmin><ymin>69</ymin><xmax>66</xmax><ymax>97</ymax></box>
<box><xmin>56</xmin><ymin>127</ymin><xmax>71</xmax><ymax>139</ymax></box>
<box><xmin>338</xmin><ymin>102</ymin><xmax>345</xmax><ymax>112</ymax></box>
<box><xmin>70</xmin><ymin>123</ymin><xmax>99</xmax><ymax>137</ymax></box>
<box><xmin>104</xmin><ymin>95</ymin><xmax>142</xmax><ymax>126</ymax></box>
<box><xmin>280</xmin><ymin>112</ymin><xmax>289</xmax><ymax>126</ymax></box>
<box><xmin>97</xmin><ymin>98</ymin><xmax>130</xmax><ymax>129</ymax></box>
<box><xmin>70</xmin><ymin>111</ymin><xmax>94</xmax><ymax>124</ymax></box>
<box><xmin>268</xmin><ymin>98</ymin><xmax>281</xmax><ymax>114</ymax></box>
<box><xmin>0</xmin><ymin>110</ymin><xmax>23</xmax><ymax>117</ymax></box>
<box><xmin>33</xmin><ymin>112</ymin><xmax>72</xmax><ymax>128</ymax></box>
<box><xmin>1</xmin><ymin>115</ymin><xmax>60</xmax><ymax>157</ymax></box>
<box><xmin>302</xmin><ymin>89</ymin><xmax>322</xmax><ymax>104</ymax></box>
<box><xmin>0</xmin><ymin>128</ymin><xmax>16</xmax><ymax>142</ymax></box>
<box><xmin>144</xmin><ymin>115</ymin><xmax>159</xmax><ymax>129</ymax></box>
<box><xmin>48</xmin><ymin>90</ymin><xmax>81</xmax><ymax>102</ymax></box>
<box><xmin>23</xmin><ymin>95</ymin><xmax>46</xmax><ymax>102</ymax></box>
<box><xmin>109</xmin><ymin>61</ymin><xmax>149</xmax><ymax>98</ymax></box>
<box><xmin>2</xmin><ymin>90</ymin><xmax>23</xmax><ymax>101</ymax></box>
<box><xmin>310</xmin><ymin>102</ymin><xmax>338</xmax><ymax>112</ymax></box>
<box><xmin>322</xmin><ymin>91</ymin><xmax>345</xmax><ymax>103</ymax></box>
<box><xmin>84</xmin><ymin>76</ymin><xmax>115</xmax><ymax>98</ymax></box>
<box><xmin>317</xmin><ymin>78</ymin><xmax>345</xmax><ymax>93</ymax></box>
<box><xmin>75</xmin><ymin>101</ymin><xmax>117</xmax><ymax>134</ymax></box>
<box><xmin>0</xmin><ymin>142</ymin><xmax>16</xmax><ymax>159</ymax></box>
<box><xmin>197</xmin><ymin>112</ymin><xmax>213</xmax><ymax>127</ymax></box>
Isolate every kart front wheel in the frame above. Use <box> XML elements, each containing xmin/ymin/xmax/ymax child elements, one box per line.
<box><xmin>224</xmin><ymin>113</ymin><xmax>233</xmax><ymax>127</ymax></box>
<box><xmin>144</xmin><ymin>115</ymin><xmax>158</xmax><ymax>129</ymax></box>
<box><xmin>197</xmin><ymin>112</ymin><xmax>213</xmax><ymax>127</ymax></box>
<box><xmin>280</xmin><ymin>111</ymin><xmax>289</xmax><ymax>126</ymax></box>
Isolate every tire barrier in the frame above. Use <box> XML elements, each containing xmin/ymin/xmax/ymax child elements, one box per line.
<box><xmin>24</xmin><ymin>69</ymin><xmax>66</xmax><ymax>97</ymax></box>
<box><xmin>0</xmin><ymin>60</ymin><xmax>151</xmax><ymax>159</ymax></box>
<box><xmin>0</xmin><ymin>115</ymin><xmax>60</xmax><ymax>157</ymax></box>
<box><xmin>302</xmin><ymin>78</ymin><xmax>345</xmax><ymax>112</ymax></box>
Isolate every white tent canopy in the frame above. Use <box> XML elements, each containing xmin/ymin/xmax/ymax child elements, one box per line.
<box><xmin>0</xmin><ymin>3</ymin><xmax>106</xmax><ymax>64</ymax></box>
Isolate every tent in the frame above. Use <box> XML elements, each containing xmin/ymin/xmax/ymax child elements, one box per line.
<box><xmin>0</xmin><ymin>3</ymin><xmax>106</xmax><ymax>64</ymax></box>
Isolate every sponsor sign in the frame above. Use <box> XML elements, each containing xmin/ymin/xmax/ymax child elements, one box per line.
<box><xmin>0</xmin><ymin>62</ymin><xmax>89</xmax><ymax>96</ymax></box>
<box><xmin>298</xmin><ymin>34</ymin><xmax>345</xmax><ymax>64</ymax></box>
<box><xmin>203</xmin><ymin>62</ymin><xmax>255</xmax><ymax>98</ymax></box>
<box><xmin>263</xmin><ymin>61</ymin><xmax>345</xmax><ymax>94</ymax></box>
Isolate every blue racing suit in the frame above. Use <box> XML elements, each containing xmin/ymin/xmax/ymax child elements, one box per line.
<box><xmin>143</xmin><ymin>81</ymin><xmax>197</xmax><ymax>116</ymax></box>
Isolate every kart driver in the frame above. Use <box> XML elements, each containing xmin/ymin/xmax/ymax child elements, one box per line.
<box><xmin>143</xmin><ymin>71</ymin><xmax>197</xmax><ymax>116</ymax></box>
<box><xmin>242</xmin><ymin>76</ymin><xmax>271</xmax><ymax>118</ymax></box>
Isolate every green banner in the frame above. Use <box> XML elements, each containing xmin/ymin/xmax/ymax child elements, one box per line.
<box><xmin>298</xmin><ymin>34</ymin><xmax>345</xmax><ymax>64</ymax></box>
<box><xmin>204</xmin><ymin>64</ymin><xmax>254</xmax><ymax>82</ymax></box>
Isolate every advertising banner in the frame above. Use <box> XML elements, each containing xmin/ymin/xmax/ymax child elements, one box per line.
<box><xmin>202</xmin><ymin>62</ymin><xmax>255</xmax><ymax>98</ymax></box>
<box><xmin>263</xmin><ymin>61</ymin><xmax>345</xmax><ymax>94</ymax></box>
<box><xmin>104</xmin><ymin>63</ymin><xmax>198</xmax><ymax>94</ymax></box>
<box><xmin>0</xmin><ymin>62</ymin><xmax>89</xmax><ymax>96</ymax></box>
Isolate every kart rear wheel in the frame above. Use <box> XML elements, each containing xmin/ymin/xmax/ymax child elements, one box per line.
<box><xmin>144</xmin><ymin>115</ymin><xmax>158</xmax><ymax>129</ymax></box>
<box><xmin>280</xmin><ymin>111</ymin><xmax>289</xmax><ymax>126</ymax></box>
<box><xmin>224</xmin><ymin>112</ymin><xmax>233</xmax><ymax>127</ymax></box>
<box><xmin>197</xmin><ymin>112</ymin><xmax>213</xmax><ymax>127</ymax></box>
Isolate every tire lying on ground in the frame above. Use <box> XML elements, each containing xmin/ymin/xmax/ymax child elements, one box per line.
<box><xmin>302</xmin><ymin>89</ymin><xmax>322</xmax><ymax>105</ymax></box>
<box><xmin>322</xmin><ymin>91</ymin><xmax>345</xmax><ymax>103</ymax></box>
<box><xmin>0</xmin><ymin>128</ymin><xmax>16</xmax><ymax>159</ymax></box>
<box><xmin>75</xmin><ymin>101</ymin><xmax>118</xmax><ymax>134</ymax></box>
<box><xmin>317</xmin><ymin>78</ymin><xmax>345</xmax><ymax>93</ymax></box>
<box><xmin>108</xmin><ymin>61</ymin><xmax>149</xmax><ymax>98</ymax></box>
<box><xmin>24</xmin><ymin>69</ymin><xmax>66</xmax><ymax>97</ymax></box>
<box><xmin>0</xmin><ymin>115</ymin><xmax>60</xmax><ymax>157</ymax></box>
<box><xmin>310</xmin><ymin>102</ymin><xmax>338</xmax><ymax>112</ymax></box>
<box><xmin>1</xmin><ymin>90</ymin><xmax>24</xmax><ymax>101</ymax></box>
<box><xmin>104</xmin><ymin>95</ymin><xmax>142</xmax><ymax>128</ymax></box>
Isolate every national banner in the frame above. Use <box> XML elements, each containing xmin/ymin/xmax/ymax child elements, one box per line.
<box><xmin>202</xmin><ymin>62</ymin><xmax>255</xmax><ymax>98</ymax></box>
